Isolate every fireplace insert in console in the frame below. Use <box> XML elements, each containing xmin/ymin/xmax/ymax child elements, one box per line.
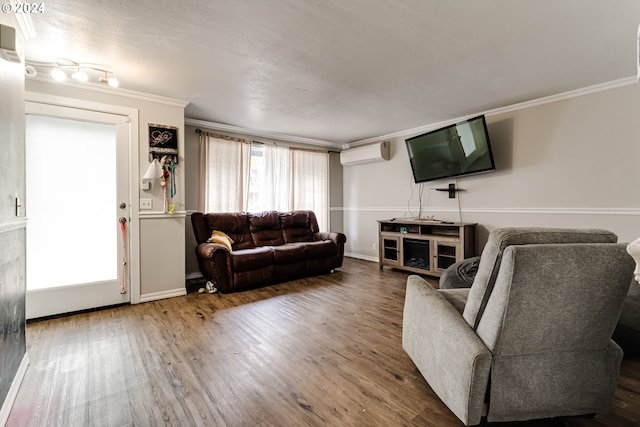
<box><xmin>403</xmin><ymin>238</ymin><xmax>430</xmax><ymax>271</ymax></box>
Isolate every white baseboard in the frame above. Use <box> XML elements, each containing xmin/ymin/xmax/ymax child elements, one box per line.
<box><xmin>0</xmin><ymin>353</ymin><xmax>29</xmax><ymax>427</ymax></box>
<box><xmin>139</xmin><ymin>288</ymin><xmax>187</xmax><ymax>303</ymax></box>
<box><xmin>345</xmin><ymin>252</ymin><xmax>378</xmax><ymax>263</ymax></box>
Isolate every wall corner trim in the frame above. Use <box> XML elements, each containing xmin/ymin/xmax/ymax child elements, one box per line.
<box><xmin>0</xmin><ymin>353</ymin><xmax>29</xmax><ymax>426</ymax></box>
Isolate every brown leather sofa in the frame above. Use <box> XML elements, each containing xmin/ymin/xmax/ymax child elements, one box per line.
<box><xmin>191</xmin><ymin>210</ymin><xmax>347</xmax><ymax>292</ymax></box>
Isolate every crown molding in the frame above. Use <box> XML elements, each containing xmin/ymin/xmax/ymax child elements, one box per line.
<box><xmin>185</xmin><ymin>117</ymin><xmax>342</xmax><ymax>149</ymax></box>
<box><xmin>26</xmin><ymin>75</ymin><xmax>189</xmax><ymax>108</ymax></box>
<box><xmin>347</xmin><ymin>76</ymin><xmax>638</xmax><ymax>148</ymax></box>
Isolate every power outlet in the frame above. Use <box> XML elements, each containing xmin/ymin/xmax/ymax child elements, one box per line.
<box><xmin>140</xmin><ymin>198</ymin><xmax>152</xmax><ymax>210</ymax></box>
<box><xmin>372</xmin><ymin>243</ymin><xmax>377</xmax><ymax>251</ymax></box>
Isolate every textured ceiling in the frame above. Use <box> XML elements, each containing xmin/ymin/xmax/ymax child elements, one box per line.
<box><xmin>24</xmin><ymin>0</ymin><xmax>640</xmax><ymax>146</ymax></box>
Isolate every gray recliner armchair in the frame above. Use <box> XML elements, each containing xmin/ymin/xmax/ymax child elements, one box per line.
<box><xmin>402</xmin><ymin>227</ymin><xmax>635</xmax><ymax>425</ymax></box>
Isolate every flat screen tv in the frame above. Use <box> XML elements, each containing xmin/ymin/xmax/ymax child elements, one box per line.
<box><xmin>405</xmin><ymin>115</ymin><xmax>496</xmax><ymax>183</ymax></box>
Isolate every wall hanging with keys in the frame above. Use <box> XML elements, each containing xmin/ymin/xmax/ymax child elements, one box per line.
<box><xmin>148</xmin><ymin>123</ymin><xmax>178</xmax><ymax>164</ymax></box>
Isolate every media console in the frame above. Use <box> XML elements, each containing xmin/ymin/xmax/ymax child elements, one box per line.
<box><xmin>378</xmin><ymin>218</ymin><xmax>477</xmax><ymax>277</ymax></box>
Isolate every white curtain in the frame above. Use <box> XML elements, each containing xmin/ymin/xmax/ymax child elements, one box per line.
<box><xmin>199</xmin><ymin>133</ymin><xmax>251</xmax><ymax>213</ymax></box>
<box><xmin>291</xmin><ymin>149</ymin><xmax>329</xmax><ymax>231</ymax></box>
<box><xmin>248</xmin><ymin>143</ymin><xmax>291</xmax><ymax>212</ymax></box>
<box><xmin>200</xmin><ymin>132</ymin><xmax>330</xmax><ymax>230</ymax></box>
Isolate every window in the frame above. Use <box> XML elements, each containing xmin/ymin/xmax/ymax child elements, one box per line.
<box><xmin>247</xmin><ymin>143</ymin><xmax>291</xmax><ymax>213</ymax></box>
<box><xmin>200</xmin><ymin>133</ymin><xmax>329</xmax><ymax>230</ymax></box>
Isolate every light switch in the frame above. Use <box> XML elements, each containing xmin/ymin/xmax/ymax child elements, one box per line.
<box><xmin>140</xmin><ymin>198</ymin><xmax>152</xmax><ymax>210</ymax></box>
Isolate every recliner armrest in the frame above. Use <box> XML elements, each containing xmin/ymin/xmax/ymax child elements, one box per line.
<box><xmin>403</xmin><ymin>275</ymin><xmax>491</xmax><ymax>426</ymax></box>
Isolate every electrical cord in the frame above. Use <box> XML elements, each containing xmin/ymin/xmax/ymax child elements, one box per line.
<box><xmin>406</xmin><ymin>173</ymin><xmax>415</xmax><ymax>218</ymax></box>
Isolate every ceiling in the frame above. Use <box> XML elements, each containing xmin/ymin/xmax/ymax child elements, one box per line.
<box><xmin>23</xmin><ymin>0</ymin><xmax>640</xmax><ymax>147</ymax></box>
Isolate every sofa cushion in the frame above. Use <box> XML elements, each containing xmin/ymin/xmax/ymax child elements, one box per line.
<box><xmin>440</xmin><ymin>256</ymin><xmax>480</xmax><ymax>289</ymax></box>
<box><xmin>250</xmin><ymin>211</ymin><xmax>285</xmax><ymax>247</ymax></box>
<box><xmin>281</xmin><ymin>211</ymin><xmax>315</xmax><ymax>243</ymax></box>
<box><xmin>204</xmin><ymin>212</ymin><xmax>254</xmax><ymax>250</ymax></box>
<box><xmin>229</xmin><ymin>246</ymin><xmax>274</xmax><ymax>272</ymax></box>
<box><xmin>207</xmin><ymin>230</ymin><xmax>235</xmax><ymax>251</ymax></box>
<box><xmin>272</xmin><ymin>243</ymin><xmax>307</xmax><ymax>264</ymax></box>
<box><xmin>305</xmin><ymin>240</ymin><xmax>337</xmax><ymax>258</ymax></box>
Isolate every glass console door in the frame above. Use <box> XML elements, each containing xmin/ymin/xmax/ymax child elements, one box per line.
<box><xmin>435</xmin><ymin>242</ymin><xmax>459</xmax><ymax>272</ymax></box>
<box><xmin>381</xmin><ymin>236</ymin><xmax>401</xmax><ymax>266</ymax></box>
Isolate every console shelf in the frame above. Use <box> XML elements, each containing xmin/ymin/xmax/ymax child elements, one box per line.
<box><xmin>378</xmin><ymin>219</ymin><xmax>477</xmax><ymax>277</ymax></box>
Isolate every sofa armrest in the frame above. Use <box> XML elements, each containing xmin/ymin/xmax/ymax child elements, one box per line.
<box><xmin>403</xmin><ymin>275</ymin><xmax>491</xmax><ymax>426</ymax></box>
<box><xmin>195</xmin><ymin>242</ymin><xmax>232</xmax><ymax>290</ymax></box>
<box><xmin>314</xmin><ymin>231</ymin><xmax>346</xmax><ymax>245</ymax></box>
<box><xmin>196</xmin><ymin>242</ymin><xmax>229</xmax><ymax>259</ymax></box>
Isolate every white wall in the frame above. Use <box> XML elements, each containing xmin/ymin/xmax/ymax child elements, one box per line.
<box><xmin>25</xmin><ymin>79</ymin><xmax>188</xmax><ymax>301</ymax></box>
<box><xmin>343</xmin><ymin>82</ymin><xmax>640</xmax><ymax>260</ymax></box>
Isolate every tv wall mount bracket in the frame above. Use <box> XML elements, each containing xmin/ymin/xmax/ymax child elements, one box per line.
<box><xmin>434</xmin><ymin>183</ymin><xmax>462</xmax><ymax>198</ymax></box>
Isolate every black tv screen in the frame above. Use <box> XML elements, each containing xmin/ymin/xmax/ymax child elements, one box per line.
<box><xmin>405</xmin><ymin>115</ymin><xmax>496</xmax><ymax>183</ymax></box>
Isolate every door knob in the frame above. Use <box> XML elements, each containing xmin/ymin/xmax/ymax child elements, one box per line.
<box><xmin>119</xmin><ymin>202</ymin><xmax>127</xmax><ymax>209</ymax></box>
<box><xmin>119</xmin><ymin>217</ymin><xmax>127</xmax><ymax>224</ymax></box>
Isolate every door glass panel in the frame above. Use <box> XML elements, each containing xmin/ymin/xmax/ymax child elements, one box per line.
<box><xmin>383</xmin><ymin>238</ymin><xmax>398</xmax><ymax>261</ymax></box>
<box><xmin>26</xmin><ymin>115</ymin><xmax>117</xmax><ymax>290</ymax></box>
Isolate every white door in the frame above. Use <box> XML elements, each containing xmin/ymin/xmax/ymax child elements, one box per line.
<box><xmin>25</xmin><ymin>103</ymin><xmax>131</xmax><ymax>319</ymax></box>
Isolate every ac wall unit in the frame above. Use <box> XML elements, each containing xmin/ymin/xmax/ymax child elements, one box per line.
<box><xmin>340</xmin><ymin>141</ymin><xmax>391</xmax><ymax>166</ymax></box>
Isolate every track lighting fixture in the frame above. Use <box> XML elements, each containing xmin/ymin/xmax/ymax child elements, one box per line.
<box><xmin>24</xmin><ymin>65</ymin><xmax>37</xmax><ymax>77</ymax></box>
<box><xmin>99</xmin><ymin>71</ymin><xmax>119</xmax><ymax>88</ymax></box>
<box><xmin>71</xmin><ymin>69</ymin><xmax>88</xmax><ymax>82</ymax></box>
<box><xmin>50</xmin><ymin>67</ymin><xmax>65</xmax><ymax>81</ymax></box>
<box><xmin>26</xmin><ymin>58</ymin><xmax>120</xmax><ymax>88</ymax></box>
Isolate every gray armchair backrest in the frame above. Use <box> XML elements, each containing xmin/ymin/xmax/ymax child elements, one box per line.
<box><xmin>477</xmin><ymin>243</ymin><xmax>633</xmax><ymax>353</ymax></box>
<box><xmin>473</xmin><ymin>243</ymin><xmax>634</xmax><ymax>421</ymax></box>
<box><xmin>462</xmin><ymin>227</ymin><xmax>618</xmax><ymax>329</ymax></box>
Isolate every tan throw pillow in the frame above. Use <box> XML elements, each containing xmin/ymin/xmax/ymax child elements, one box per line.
<box><xmin>207</xmin><ymin>230</ymin><xmax>234</xmax><ymax>251</ymax></box>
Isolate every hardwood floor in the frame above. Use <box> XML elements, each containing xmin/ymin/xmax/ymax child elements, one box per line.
<box><xmin>7</xmin><ymin>257</ymin><xmax>640</xmax><ymax>426</ymax></box>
